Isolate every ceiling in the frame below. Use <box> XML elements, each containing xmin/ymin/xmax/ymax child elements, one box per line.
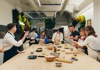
<box><xmin>5</xmin><ymin>0</ymin><xmax>85</xmax><ymax>17</ymax></box>
<box><xmin>4</xmin><ymin>0</ymin><xmax>93</xmax><ymax>26</ymax></box>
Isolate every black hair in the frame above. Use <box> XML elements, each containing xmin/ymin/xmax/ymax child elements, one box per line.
<box><xmin>68</xmin><ymin>25</ymin><xmax>75</xmax><ymax>28</ymax></box>
<box><xmin>32</xmin><ymin>28</ymin><xmax>35</xmax><ymax>31</ymax></box>
<box><xmin>7</xmin><ymin>23</ymin><xmax>16</xmax><ymax>30</ymax></box>
<box><xmin>58</xmin><ymin>28</ymin><xmax>62</xmax><ymax>32</ymax></box>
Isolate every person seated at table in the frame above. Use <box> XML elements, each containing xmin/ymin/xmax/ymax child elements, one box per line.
<box><xmin>3</xmin><ymin>23</ymin><xmax>29</xmax><ymax>62</ymax></box>
<box><xmin>72</xmin><ymin>26</ymin><xmax>100</xmax><ymax>59</ymax></box>
<box><xmin>66</xmin><ymin>25</ymin><xmax>80</xmax><ymax>41</ymax></box>
<box><xmin>0</xmin><ymin>32</ymin><xmax>5</xmax><ymax>52</ymax></box>
<box><xmin>0</xmin><ymin>44</ymin><xmax>3</xmax><ymax>52</ymax></box>
<box><xmin>52</xmin><ymin>28</ymin><xmax>63</xmax><ymax>45</ymax></box>
<box><xmin>35</xmin><ymin>31</ymin><xmax>48</xmax><ymax>44</ymax></box>
<box><xmin>1</xmin><ymin>32</ymin><xmax>5</xmax><ymax>38</ymax></box>
<box><xmin>28</xmin><ymin>28</ymin><xmax>37</xmax><ymax>46</ymax></box>
<box><xmin>76</xmin><ymin>27</ymin><xmax>88</xmax><ymax>55</ymax></box>
<box><xmin>28</xmin><ymin>28</ymin><xmax>37</xmax><ymax>39</ymax></box>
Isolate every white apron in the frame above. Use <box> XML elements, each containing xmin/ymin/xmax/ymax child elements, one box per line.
<box><xmin>86</xmin><ymin>45</ymin><xmax>98</xmax><ymax>59</ymax></box>
<box><xmin>54</xmin><ymin>33</ymin><xmax>61</xmax><ymax>45</ymax></box>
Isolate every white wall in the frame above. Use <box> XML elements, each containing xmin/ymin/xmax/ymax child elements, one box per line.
<box><xmin>81</xmin><ymin>7</ymin><xmax>93</xmax><ymax>26</ymax></box>
<box><xmin>76</xmin><ymin>2</ymin><xmax>93</xmax><ymax>26</ymax></box>
<box><xmin>0</xmin><ymin>0</ymin><xmax>22</xmax><ymax>25</ymax></box>
<box><xmin>93</xmin><ymin>0</ymin><xmax>100</xmax><ymax>42</ymax></box>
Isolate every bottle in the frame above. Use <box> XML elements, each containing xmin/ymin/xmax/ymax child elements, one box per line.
<box><xmin>54</xmin><ymin>46</ymin><xmax>57</xmax><ymax>53</ymax></box>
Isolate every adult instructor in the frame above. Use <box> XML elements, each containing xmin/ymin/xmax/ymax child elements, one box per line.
<box><xmin>3</xmin><ymin>23</ymin><xmax>29</xmax><ymax>62</ymax></box>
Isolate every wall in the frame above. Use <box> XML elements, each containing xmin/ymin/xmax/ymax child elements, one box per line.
<box><xmin>76</xmin><ymin>2</ymin><xmax>93</xmax><ymax>26</ymax></box>
<box><xmin>81</xmin><ymin>5</ymin><xmax>93</xmax><ymax>26</ymax></box>
<box><xmin>93</xmin><ymin>0</ymin><xmax>100</xmax><ymax>42</ymax></box>
<box><xmin>0</xmin><ymin>0</ymin><xmax>22</xmax><ymax>25</ymax></box>
<box><xmin>75</xmin><ymin>4</ymin><xmax>93</xmax><ymax>31</ymax></box>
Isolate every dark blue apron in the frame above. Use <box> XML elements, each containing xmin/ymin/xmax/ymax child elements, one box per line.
<box><xmin>3</xmin><ymin>32</ymin><xmax>18</xmax><ymax>63</ymax></box>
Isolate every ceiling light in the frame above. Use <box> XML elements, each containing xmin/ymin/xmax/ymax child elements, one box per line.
<box><xmin>24</xmin><ymin>12</ymin><xmax>33</xmax><ymax>19</ymax></box>
<box><xmin>37</xmin><ymin>0</ymin><xmax>41</xmax><ymax>6</ymax></box>
<box><xmin>61</xmin><ymin>0</ymin><xmax>64</xmax><ymax>6</ymax></box>
<box><xmin>37</xmin><ymin>0</ymin><xmax>64</xmax><ymax>6</ymax></box>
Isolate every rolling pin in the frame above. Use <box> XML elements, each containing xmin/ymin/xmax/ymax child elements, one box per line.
<box><xmin>55</xmin><ymin>58</ymin><xmax>73</xmax><ymax>63</ymax></box>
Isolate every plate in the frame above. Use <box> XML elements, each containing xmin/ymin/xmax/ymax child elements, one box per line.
<box><xmin>36</xmin><ymin>49</ymin><xmax>42</xmax><ymax>52</ymax></box>
<box><xmin>28</xmin><ymin>55</ymin><xmax>37</xmax><ymax>59</ymax></box>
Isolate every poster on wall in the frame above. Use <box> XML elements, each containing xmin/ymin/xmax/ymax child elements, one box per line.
<box><xmin>87</xmin><ymin>19</ymin><xmax>91</xmax><ymax>26</ymax></box>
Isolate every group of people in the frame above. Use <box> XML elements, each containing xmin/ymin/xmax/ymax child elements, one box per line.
<box><xmin>28</xmin><ymin>28</ymin><xmax>63</xmax><ymax>45</ymax></box>
<box><xmin>0</xmin><ymin>23</ymin><xmax>100</xmax><ymax>63</ymax></box>
<box><xmin>66</xmin><ymin>25</ymin><xmax>100</xmax><ymax>60</ymax></box>
<box><xmin>28</xmin><ymin>29</ymin><xmax>48</xmax><ymax>45</ymax></box>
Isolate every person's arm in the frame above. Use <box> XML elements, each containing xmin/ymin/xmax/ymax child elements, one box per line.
<box><xmin>0</xmin><ymin>44</ymin><xmax>4</xmax><ymax>52</ymax></box>
<box><xmin>72</xmin><ymin>37</ymin><xmax>90</xmax><ymax>47</ymax></box>
<box><xmin>72</xmin><ymin>35</ymin><xmax>79</xmax><ymax>41</ymax></box>
<box><xmin>7</xmin><ymin>31</ymin><xmax>29</xmax><ymax>47</ymax></box>
<box><xmin>65</xmin><ymin>35</ymin><xmax>71</xmax><ymax>39</ymax></box>
<box><xmin>44</xmin><ymin>36</ymin><xmax>48</xmax><ymax>44</ymax></box>
<box><xmin>71</xmin><ymin>31</ymin><xmax>80</xmax><ymax>41</ymax></box>
<box><xmin>36</xmin><ymin>35</ymin><xmax>40</xmax><ymax>39</ymax></box>
<box><xmin>78</xmin><ymin>37</ymin><xmax>90</xmax><ymax>46</ymax></box>
<box><xmin>34</xmin><ymin>35</ymin><xmax>40</xmax><ymax>41</ymax></box>
<box><xmin>21</xmin><ymin>31</ymin><xmax>29</xmax><ymax>42</ymax></box>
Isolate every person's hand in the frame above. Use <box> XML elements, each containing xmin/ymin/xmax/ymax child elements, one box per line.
<box><xmin>0</xmin><ymin>44</ymin><xmax>4</xmax><ymax>52</ymax></box>
<box><xmin>24</xmin><ymin>31</ymin><xmax>29</xmax><ymax>37</ymax></box>
<box><xmin>70</xmin><ymin>36</ymin><xmax>73</xmax><ymax>39</ymax></box>
<box><xmin>72</xmin><ymin>41</ymin><xmax>78</xmax><ymax>47</ymax></box>
<box><xmin>66</xmin><ymin>35</ymin><xmax>71</xmax><ymax>39</ymax></box>
<box><xmin>31</xmin><ymin>37</ymin><xmax>34</xmax><ymax>40</ymax></box>
<box><xmin>40</xmin><ymin>39</ymin><xmax>45</xmax><ymax>42</ymax></box>
<box><xmin>36</xmin><ymin>38</ymin><xmax>40</xmax><ymax>41</ymax></box>
<box><xmin>17</xmin><ymin>50</ymin><xmax>25</xmax><ymax>54</ymax></box>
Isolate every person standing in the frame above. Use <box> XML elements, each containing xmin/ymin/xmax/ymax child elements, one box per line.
<box><xmin>3</xmin><ymin>23</ymin><xmax>29</xmax><ymax>62</ymax></box>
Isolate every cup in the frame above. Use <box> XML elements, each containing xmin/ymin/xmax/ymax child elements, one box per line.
<box><xmin>55</xmin><ymin>63</ymin><xmax>62</xmax><ymax>67</ymax></box>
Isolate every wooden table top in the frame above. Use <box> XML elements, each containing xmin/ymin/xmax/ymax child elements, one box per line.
<box><xmin>0</xmin><ymin>44</ymin><xmax>100</xmax><ymax>70</ymax></box>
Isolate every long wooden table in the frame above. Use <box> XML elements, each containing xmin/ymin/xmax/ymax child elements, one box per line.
<box><xmin>0</xmin><ymin>44</ymin><xmax>100</xmax><ymax>70</ymax></box>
